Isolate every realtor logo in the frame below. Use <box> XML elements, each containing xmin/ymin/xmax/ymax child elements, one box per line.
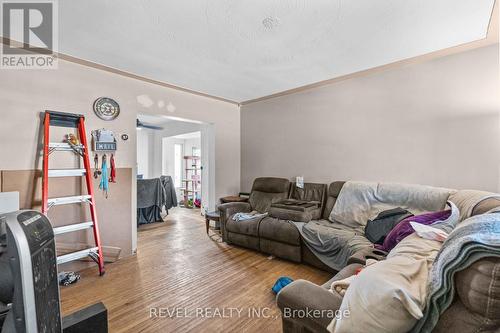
<box><xmin>1</xmin><ymin>0</ymin><xmax>58</xmax><ymax>69</ymax></box>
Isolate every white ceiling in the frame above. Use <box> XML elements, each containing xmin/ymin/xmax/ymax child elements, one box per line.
<box><xmin>58</xmin><ymin>0</ymin><xmax>495</xmax><ymax>102</ymax></box>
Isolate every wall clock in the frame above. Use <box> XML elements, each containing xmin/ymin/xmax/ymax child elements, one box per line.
<box><xmin>93</xmin><ymin>97</ymin><xmax>120</xmax><ymax>121</ymax></box>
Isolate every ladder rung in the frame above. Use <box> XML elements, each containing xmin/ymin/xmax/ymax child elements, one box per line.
<box><xmin>48</xmin><ymin>169</ymin><xmax>86</xmax><ymax>177</ymax></box>
<box><xmin>46</xmin><ymin>110</ymin><xmax>83</xmax><ymax>128</ymax></box>
<box><xmin>49</xmin><ymin>142</ymin><xmax>84</xmax><ymax>151</ymax></box>
<box><xmin>48</xmin><ymin>195</ymin><xmax>91</xmax><ymax>206</ymax></box>
<box><xmin>53</xmin><ymin>221</ymin><xmax>94</xmax><ymax>235</ymax></box>
<box><xmin>57</xmin><ymin>247</ymin><xmax>98</xmax><ymax>265</ymax></box>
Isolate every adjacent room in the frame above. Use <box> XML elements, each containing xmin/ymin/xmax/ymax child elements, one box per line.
<box><xmin>136</xmin><ymin>113</ymin><xmax>211</xmax><ymax>226</ymax></box>
<box><xmin>0</xmin><ymin>1</ymin><xmax>499</xmax><ymax>333</ymax></box>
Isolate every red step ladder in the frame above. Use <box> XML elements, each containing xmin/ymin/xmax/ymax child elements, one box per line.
<box><xmin>41</xmin><ymin>110</ymin><xmax>105</xmax><ymax>276</ymax></box>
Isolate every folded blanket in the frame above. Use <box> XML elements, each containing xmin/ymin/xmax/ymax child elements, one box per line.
<box><xmin>410</xmin><ymin>210</ymin><xmax>500</xmax><ymax>332</ymax></box>
<box><xmin>232</xmin><ymin>211</ymin><xmax>268</xmax><ymax>222</ymax></box>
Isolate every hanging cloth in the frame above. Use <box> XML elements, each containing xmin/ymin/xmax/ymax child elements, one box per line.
<box><xmin>99</xmin><ymin>154</ymin><xmax>109</xmax><ymax>198</ymax></box>
<box><xmin>109</xmin><ymin>154</ymin><xmax>116</xmax><ymax>183</ymax></box>
<box><xmin>93</xmin><ymin>153</ymin><xmax>100</xmax><ymax>179</ymax></box>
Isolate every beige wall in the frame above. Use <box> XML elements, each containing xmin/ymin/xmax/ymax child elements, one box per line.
<box><xmin>0</xmin><ymin>56</ymin><xmax>240</xmax><ymax>260</ymax></box>
<box><xmin>0</xmin><ymin>168</ymin><xmax>132</xmax><ymax>271</ymax></box>
<box><xmin>241</xmin><ymin>45</ymin><xmax>500</xmax><ymax>192</ymax></box>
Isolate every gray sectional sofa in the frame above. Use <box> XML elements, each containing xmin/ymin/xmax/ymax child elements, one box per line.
<box><xmin>218</xmin><ymin>177</ymin><xmax>500</xmax><ymax>333</ymax></box>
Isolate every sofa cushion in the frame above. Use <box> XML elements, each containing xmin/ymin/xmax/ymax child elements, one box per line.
<box><xmin>225</xmin><ymin>214</ymin><xmax>263</xmax><ymax>236</ymax></box>
<box><xmin>259</xmin><ymin>217</ymin><xmax>301</xmax><ymax>246</ymax></box>
<box><xmin>289</xmin><ymin>182</ymin><xmax>326</xmax><ymax>201</ymax></box>
<box><xmin>227</xmin><ymin>232</ymin><xmax>260</xmax><ymax>251</ymax></box>
<box><xmin>251</xmin><ymin>177</ymin><xmax>290</xmax><ymax>193</ymax></box>
<box><xmin>249</xmin><ymin>190</ymin><xmax>289</xmax><ymax>213</ymax></box>
<box><xmin>249</xmin><ymin>177</ymin><xmax>290</xmax><ymax>213</ymax></box>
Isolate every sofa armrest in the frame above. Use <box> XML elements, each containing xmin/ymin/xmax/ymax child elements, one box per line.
<box><xmin>455</xmin><ymin>257</ymin><xmax>500</xmax><ymax>320</ymax></box>
<box><xmin>347</xmin><ymin>248</ymin><xmax>387</xmax><ymax>265</ymax></box>
<box><xmin>268</xmin><ymin>207</ymin><xmax>312</xmax><ymax>222</ymax></box>
<box><xmin>433</xmin><ymin>258</ymin><xmax>500</xmax><ymax>333</ymax></box>
<box><xmin>329</xmin><ymin>264</ymin><xmax>364</xmax><ymax>284</ymax></box>
<box><xmin>277</xmin><ymin>280</ymin><xmax>343</xmax><ymax>332</ymax></box>
<box><xmin>218</xmin><ymin>202</ymin><xmax>252</xmax><ymax>241</ymax></box>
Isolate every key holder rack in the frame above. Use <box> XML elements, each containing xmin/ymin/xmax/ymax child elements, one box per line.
<box><xmin>91</xmin><ymin>128</ymin><xmax>117</xmax><ymax>152</ymax></box>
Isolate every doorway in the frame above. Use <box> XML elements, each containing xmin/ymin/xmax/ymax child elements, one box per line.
<box><xmin>136</xmin><ymin>114</ymin><xmax>215</xmax><ymax>216</ymax></box>
<box><xmin>162</xmin><ymin>131</ymin><xmax>201</xmax><ymax>208</ymax></box>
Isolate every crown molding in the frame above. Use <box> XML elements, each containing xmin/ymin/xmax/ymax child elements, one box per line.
<box><xmin>0</xmin><ymin>37</ymin><xmax>240</xmax><ymax>106</ymax></box>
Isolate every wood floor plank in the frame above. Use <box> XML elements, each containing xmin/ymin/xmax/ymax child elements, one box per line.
<box><xmin>60</xmin><ymin>208</ymin><xmax>331</xmax><ymax>332</ymax></box>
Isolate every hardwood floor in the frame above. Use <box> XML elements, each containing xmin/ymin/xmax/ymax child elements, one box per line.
<box><xmin>60</xmin><ymin>208</ymin><xmax>331</xmax><ymax>333</ymax></box>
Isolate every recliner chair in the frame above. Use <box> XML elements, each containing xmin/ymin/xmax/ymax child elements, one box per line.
<box><xmin>219</xmin><ymin>177</ymin><xmax>290</xmax><ymax>249</ymax></box>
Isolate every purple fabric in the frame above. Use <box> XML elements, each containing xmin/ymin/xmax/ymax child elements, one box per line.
<box><xmin>375</xmin><ymin>209</ymin><xmax>452</xmax><ymax>253</ymax></box>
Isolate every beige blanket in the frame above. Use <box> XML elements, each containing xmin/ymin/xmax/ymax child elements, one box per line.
<box><xmin>330</xmin><ymin>181</ymin><xmax>453</xmax><ymax>228</ymax></box>
<box><xmin>328</xmin><ymin>234</ymin><xmax>442</xmax><ymax>333</ymax></box>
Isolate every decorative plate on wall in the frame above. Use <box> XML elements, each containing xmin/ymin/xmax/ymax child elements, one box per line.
<box><xmin>93</xmin><ymin>97</ymin><xmax>120</xmax><ymax>120</ymax></box>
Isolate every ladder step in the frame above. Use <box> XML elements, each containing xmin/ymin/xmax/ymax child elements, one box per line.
<box><xmin>49</xmin><ymin>142</ymin><xmax>84</xmax><ymax>151</ymax></box>
<box><xmin>57</xmin><ymin>247</ymin><xmax>98</xmax><ymax>265</ymax></box>
<box><xmin>46</xmin><ymin>110</ymin><xmax>84</xmax><ymax>128</ymax></box>
<box><xmin>48</xmin><ymin>169</ymin><xmax>86</xmax><ymax>177</ymax></box>
<box><xmin>48</xmin><ymin>195</ymin><xmax>91</xmax><ymax>206</ymax></box>
<box><xmin>53</xmin><ymin>221</ymin><xmax>94</xmax><ymax>235</ymax></box>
